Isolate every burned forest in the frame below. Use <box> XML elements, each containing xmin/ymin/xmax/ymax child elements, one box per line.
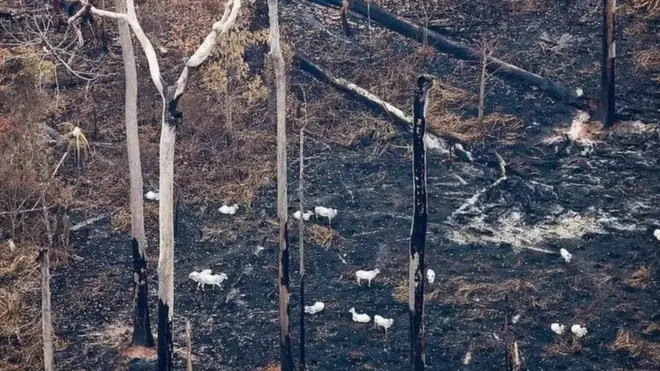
<box><xmin>1</xmin><ymin>0</ymin><xmax>660</xmax><ymax>370</ymax></box>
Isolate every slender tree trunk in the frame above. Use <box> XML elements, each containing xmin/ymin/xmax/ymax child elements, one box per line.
<box><xmin>594</xmin><ymin>0</ymin><xmax>616</xmax><ymax>126</ymax></box>
<box><xmin>157</xmin><ymin>104</ymin><xmax>176</xmax><ymax>371</ymax></box>
<box><xmin>67</xmin><ymin>2</ymin><xmax>243</xmax><ymax>368</ymax></box>
<box><xmin>39</xmin><ymin>248</ymin><xmax>54</xmax><ymax>371</ymax></box>
<box><xmin>40</xmin><ymin>204</ymin><xmax>54</xmax><ymax>371</ymax></box>
<box><xmin>340</xmin><ymin>0</ymin><xmax>351</xmax><ymax>36</ymax></box>
<box><xmin>185</xmin><ymin>319</ymin><xmax>193</xmax><ymax>371</ymax></box>
<box><xmin>268</xmin><ymin>1</ymin><xmax>294</xmax><ymax>370</ymax></box>
<box><xmin>477</xmin><ymin>41</ymin><xmax>488</xmax><ymax>126</ymax></box>
<box><xmin>298</xmin><ymin>127</ymin><xmax>306</xmax><ymax>371</ymax></box>
<box><xmin>409</xmin><ymin>75</ymin><xmax>433</xmax><ymax>371</ymax></box>
<box><xmin>116</xmin><ymin>0</ymin><xmax>154</xmax><ymax>348</ymax></box>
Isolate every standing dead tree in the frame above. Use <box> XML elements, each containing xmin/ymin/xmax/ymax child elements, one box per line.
<box><xmin>594</xmin><ymin>0</ymin><xmax>616</xmax><ymax>126</ymax></box>
<box><xmin>340</xmin><ymin>0</ymin><xmax>352</xmax><ymax>36</ymax></box>
<box><xmin>39</xmin><ymin>204</ymin><xmax>54</xmax><ymax>371</ymax></box>
<box><xmin>68</xmin><ymin>0</ymin><xmax>242</xmax><ymax>369</ymax></box>
<box><xmin>113</xmin><ymin>0</ymin><xmax>154</xmax><ymax>348</ymax></box>
<box><xmin>409</xmin><ymin>75</ymin><xmax>433</xmax><ymax>371</ymax></box>
<box><xmin>268</xmin><ymin>0</ymin><xmax>294</xmax><ymax>370</ymax></box>
<box><xmin>477</xmin><ymin>37</ymin><xmax>497</xmax><ymax>126</ymax></box>
<box><xmin>298</xmin><ymin>125</ymin><xmax>306</xmax><ymax>371</ymax></box>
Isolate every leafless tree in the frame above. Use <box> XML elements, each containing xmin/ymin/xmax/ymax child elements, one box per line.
<box><xmin>594</xmin><ymin>0</ymin><xmax>616</xmax><ymax>126</ymax></box>
<box><xmin>477</xmin><ymin>37</ymin><xmax>497</xmax><ymax>126</ymax></box>
<box><xmin>268</xmin><ymin>0</ymin><xmax>294</xmax><ymax>369</ymax></box>
<box><xmin>68</xmin><ymin>0</ymin><xmax>242</xmax><ymax>368</ymax></box>
<box><xmin>409</xmin><ymin>75</ymin><xmax>433</xmax><ymax>371</ymax></box>
<box><xmin>40</xmin><ymin>203</ymin><xmax>54</xmax><ymax>371</ymax></box>
<box><xmin>113</xmin><ymin>0</ymin><xmax>154</xmax><ymax>348</ymax></box>
<box><xmin>298</xmin><ymin>125</ymin><xmax>306</xmax><ymax>371</ymax></box>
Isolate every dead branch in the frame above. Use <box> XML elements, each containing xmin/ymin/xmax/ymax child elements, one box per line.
<box><xmin>451</xmin><ymin>152</ymin><xmax>507</xmax><ymax>218</ymax></box>
<box><xmin>307</xmin><ymin>0</ymin><xmax>580</xmax><ymax>104</ymax></box>
<box><xmin>294</xmin><ymin>52</ymin><xmax>450</xmax><ymax>154</ymax></box>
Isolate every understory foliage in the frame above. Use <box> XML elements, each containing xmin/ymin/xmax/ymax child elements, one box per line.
<box><xmin>0</xmin><ymin>46</ymin><xmax>64</xmax><ymax>371</ymax></box>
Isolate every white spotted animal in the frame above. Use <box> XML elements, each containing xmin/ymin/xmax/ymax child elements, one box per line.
<box><xmin>427</xmin><ymin>269</ymin><xmax>435</xmax><ymax>284</ymax></box>
<box><xmin>293</xmin><ymin>210</ymin><xmax>314</xmax><ymax>221</ymax></box>
<box><xmin>571</xmin><ymin>324</ymin><xmax>588</xmax><ymax>338</ymax></box>
<box><xmin>550</xmin><ymin>323</ymin><xmax>565</xmax><ymax>335</ymax></box>
<box><xmin>374</xmin><ymin>315</ymin><xmax>394</xmax><ymax>335</ymax></box>
<box><xmin>145</xmin><ymin>191</ymin><xmax>160</xmax><ymax>201</ymax></box>
<box><xmin>304</xmin><ymin>301</ymin><xmax>325</xmax><ymax>315</ymax></box>
<box><xmin>349</xmin><ymin>307</ymin><xmax>370</xmax><ymax>323</ymax></box>
<box><xmin>560</xmin><ymin>248</ymin><xmax>572</xmax><ymax>263</ymax></box>
<box><xmin>355</xmin><ymin>268</ymin><xmax>380</xmax><ymax>287</ymax></box>
<box><xmin>198</xmin><ymin>272</ymin><xmax>228</xmax><ymax>291</ymax></box>
<box><xmin>314</xmin><ymin>206</ymin><xmax>338</xmax><ymax>225</ymax></box>
<box><xmin>219</xmin><ymin>204</ymin><xmax>239</xmax><ymax>215</ymax></box>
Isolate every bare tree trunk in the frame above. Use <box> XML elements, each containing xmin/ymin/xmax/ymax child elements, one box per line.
<box><xmin>40</xmin><ymin>205</ymin><xmax>54</xmax><ymax>371</ymax></box>
<box><xmin>67</xmin><ymin>2</ymin><xmax>243</xmax><ymax>367</ymax></box>
<box><xmin>268</xmin><ymin>1</ymin><xmax>294</xmax><ymax>370</ymax></box>
<box><xmin>409</xmin><ymin>75</ymin><xmax>433</xmax><ymax>371</ymax></box>
<box><xmin>185</xmin><ymin>319</ymin><xmax>193</xmax><ymax>371</ymax></box>
<box><xmin>157</xmin><ymin>98</ymin><xmax>177</xmax><ymax>371</ymax></box>
<box><xmin>298</xmin><ymin>126</ymin><xmax>306</xmax><ymax>371</ymax></box>
<box><xmin>340</xmin><ymin>0</ymin><xmax>351</xmax><ymax>36</ymax></box>
<box><xmin>477</xmin><ymin>39</ymin><xmax>488</xmax><ymax>126</ymax></box>
<box><xmin>115</xmin><ymin>0</ymin><xmax>154</xmax><ymax>348</ymax></box>
<box><xmin>594</xmin><ymin>0</ymin><xmax>616</xmax><ymax>126</ymax></box>
<box><xmin>39</xmin><ymin>248</ymin><xmax>53</xmax><ymax>371</ymax></box>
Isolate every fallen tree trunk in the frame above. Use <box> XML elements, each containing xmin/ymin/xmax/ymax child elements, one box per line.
<box><xmin>306</xmin><ymin>0</ymin><xmax>578</xmax><ymax>103</ymax></box>
<box><xmin>294</xmin><ymin>52</ymin><xmax>450</xmax><ymax>153</ymax></box>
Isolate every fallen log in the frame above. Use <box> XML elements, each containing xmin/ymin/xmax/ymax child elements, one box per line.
<box><xmin>306</xmin><ymin>0</ymin><xmax>579</xmax><ymax>104</ymax></box>
<box><xmin>294</xmin><ymin>52</ymin><xmax>450</xmax><ymax>153</ymax></box>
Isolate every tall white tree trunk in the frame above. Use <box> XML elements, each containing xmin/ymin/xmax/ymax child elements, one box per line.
<box><xmin>115</xmin><ymin>0</ymin><xmax>153</xmax><ymax>348</ymax></box>
<box><xmin>67</xmin><ymin>1</ymin><xmax>242</xmax><ymax>368</ymax></box>
<box><xmin>268</xmin><ymin>1</ymin><xmax>294</xmax><ymax>370</ymax></box>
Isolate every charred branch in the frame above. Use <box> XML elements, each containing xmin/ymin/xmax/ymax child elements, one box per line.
<box><xmin>294</xmin><ymin>52</ymin><xmax>452</xmax><ymax>153</ymax></box>
<box><xmin>307</xmin><ymin>0</ymin><xmax>580</xmax><ymax>104</ymax></box>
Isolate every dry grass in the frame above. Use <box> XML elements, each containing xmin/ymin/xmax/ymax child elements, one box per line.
<box><xmin>544</xmin><ymin>336</ymin><xmax>583</xmax><ymax>357</ymax></box>
<box><xmin>427</xmin><ymin>110</ymin><xmax>524</xmax><ymax>144</ymax></box>
<box><xmin>609</xmin><ymin>328</ymin><xmax>660</xmax><ymax>365</ymax></box>
<box><xmin>508</xmin><ymin>0</ymin><xmax>548</xmax><ymax>13</ymax></box>
<box><xmin>635</xmin><ymin>47</ymin><xmax>660</xmax><ymax>71</ymax></box>
<box><xmin>626</xmin><ymin>265</ymin><xmax>651</xmax><ymax>289</ymax></box>
<box><xmin>0</xmin><ymin>244</ymin><xmax>43</xmax><ymax>370</ymax></box>
<box><xmin>629</xmin><ymin>0</ymin><xmax>660</xmax><ymax>18</ymax></box>
<box><xmin>304</xmin><ymin>224</ymin><xmax>341</xmax><ymax>248</ymax></box>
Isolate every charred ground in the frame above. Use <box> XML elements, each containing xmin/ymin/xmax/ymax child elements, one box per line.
<box><xmin>1</xmin><ymin>0</ymin><xmax>660</xmax><ymax>370</ymax></box>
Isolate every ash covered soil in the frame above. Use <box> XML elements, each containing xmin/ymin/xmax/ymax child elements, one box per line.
<box><xmin>50</xmin><ymin>0</ymin><xmax>660</xmax><ymax>370</ymax></box>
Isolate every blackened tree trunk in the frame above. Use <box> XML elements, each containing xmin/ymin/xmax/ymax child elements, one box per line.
<box><xmin>268</xmin><ymin>0</ymin><xmax>294</xmax><ymax>370</ymax></box>
<box><xmin>131</xmin><ymin>238</ymin><xmax>153</xmax><ymax>346</ymax></box>
<box><xmin>298</xmin><ymin>127</ymin><xmax>306</xmax><ymax>371</ymax></box>
<box><xmin>594</xmin><ymin>0</ymin><xmax>616</xmax><ymax>126</ymax></box>
<box><xmin>115</xmin><ymin>0</ymin><xmax>154</xmax><ymax>348</ymax></box>
<box><xmin>340</xmin><ymin>0</ymin><xmax>351</xmax><ymax>36</ymax></box>
<box><xmin>409</xmin><ymin>74</ymin><xmax>433</xmax><ymax>371</ymax></box>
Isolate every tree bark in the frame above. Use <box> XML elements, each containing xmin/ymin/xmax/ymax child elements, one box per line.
<box><xmin>307</xmin><ymin>0</ymin><xmax>578</xmax><ymax>103</ymax></box>
<box><xmin>40</xmin><ymin>205</ymin><xmax>54</xmax><ymax>371</ymax></box>
<box><xmin>594</xmin><ymin>0</ymin><xmax>616</xmax><ymax>126</ymax></box>
<box><xmin>39</xmin><ymin>247</ymin><xmax>54</xmax><ymax>371</ymax></box>
<box><xmin>298</xmin><ymin>127</ymin><xmax>306</xmax><ymax>371</ymax></box>
<box><xmin>115</xmin><ymin>0</ymin><xmax>154</xmax><ymax>348</ymax></box>
<box><xmin>409</xmin><ymin>75</ymin><xmax>432</xmax><ymax>371</ymax></box>
<box><xmin>268</xmin><ymin>0</ymin><xmax>294</xmax><ymax>370</ymax></box>
<box><xmin>67</xmin><ymin>3</ymin><xmax>243</xmax><ymax>369</ymax></box>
